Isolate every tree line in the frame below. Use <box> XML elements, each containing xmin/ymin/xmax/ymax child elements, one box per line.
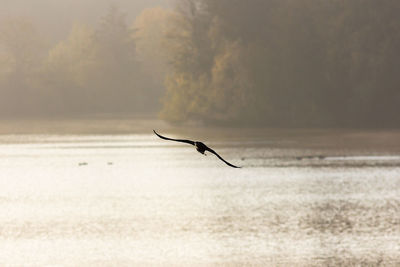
<box><xmin>1</xmin><ymin>1</ymin><xmax>400</xmax><ymax>127</ymax></box>
<box><xmin>161</xmin><ymin>0</ymin><xmax>400</xmax><ymax>127</ymax></box>
<box><xmin>0</xmin><ymin>6</ymin><xmax>166</xmax><ymax>117</ymax></box>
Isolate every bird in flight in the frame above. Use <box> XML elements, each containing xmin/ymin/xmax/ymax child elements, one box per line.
<box><xmin>153</xmin><ymin>130</ymin><xmax>241</xmax><ymax>168</ymax></box>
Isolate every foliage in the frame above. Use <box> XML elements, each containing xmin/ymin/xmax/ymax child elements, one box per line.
<box><xmin>0</xmin><ymin>1</ymin><xmax>399</xmax><ymax>128</ymax></box>
<box><xmin>133</xmin><ymin>7</ymin><xmax>173</xmax><ymax>108</ymax></box>
<box><xmin>0</xmin><ymin>7</ymin><xmax>162</xmax><ymax>117</ymax></box>
<box><xmin>161</xmin><ymin>0</ymin><xmax>400</xmax><ymax>127</ymax></box>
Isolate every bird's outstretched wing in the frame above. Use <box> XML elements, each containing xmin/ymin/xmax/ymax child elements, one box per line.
<box><xmin>205</xmin><ymin>146</ymin><xmax>241</xmax><ymax>168</ymax></box>
<box><xmin>153</xmin><ymin>130</ymin><xmax>195</xmax><ymax>146</ymax></box>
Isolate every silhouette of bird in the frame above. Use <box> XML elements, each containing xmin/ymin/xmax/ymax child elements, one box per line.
<box><xmin>153</xmin><ymin>130</ymin><xmax>241</xmax><ymax>168</ymax></box>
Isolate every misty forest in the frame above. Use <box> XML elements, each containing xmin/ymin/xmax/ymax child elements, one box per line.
<box><xmin>1</xmin><ymin>0</ymin><xmax>399</xmax><ymax>127</ymax></box>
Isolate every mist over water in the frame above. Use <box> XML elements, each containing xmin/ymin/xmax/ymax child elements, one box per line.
<box><xmin>1</xmin><ymin>122</ymin><xmax>399</xmax><ymax>266</ymax></box>
<box><xmin>2</xmin><ymin>0</ymin><xmax>400</xmax><ymax>264</ymax></box>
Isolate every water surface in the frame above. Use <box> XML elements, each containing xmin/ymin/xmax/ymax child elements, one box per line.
<box><xmin>1</xmin><ymin>126</ymin><xmax>400</xmax><ymax>266</ymax></box>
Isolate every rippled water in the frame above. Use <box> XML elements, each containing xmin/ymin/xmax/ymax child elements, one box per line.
<box><xmin>0</xmin><ymin>128</ymin><xmax>400</xmax><ymax>266</ymax></box>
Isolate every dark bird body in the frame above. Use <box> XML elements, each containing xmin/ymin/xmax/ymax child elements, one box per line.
<box><xmin>153</xmin><ymin>130</ymin><xmax>240</xmax><ymax>168</ymax></box>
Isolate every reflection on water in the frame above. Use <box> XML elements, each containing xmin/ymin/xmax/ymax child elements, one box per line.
<box><xmin>0</xmin><ymin>129</ymin><xmax>399</xmax><ymax>266</ymax></box>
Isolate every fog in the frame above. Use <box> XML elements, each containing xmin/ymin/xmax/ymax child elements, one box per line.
<box><xmin>0</xmin><ymin>0</ymin><xmax>170</xmax><ymax>42</ymax></box>
<box><xmin>0</xmin><ymin>0</ymin><xmax>171</xmax><ymax>117</ymax></box>
<box><xmin>1</xmin><ymin>0</ymin><xmax>399</xmax><ymax>127</ymax></box>
<box><xmin>1</xmin><ymin>2</ymin><xmax>400</xmax><ymax>265</ymax></box>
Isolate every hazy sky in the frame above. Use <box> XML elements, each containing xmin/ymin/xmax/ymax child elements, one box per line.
<box><xmin>0</xmin><ymin>0</ymin><xmax>171</xmax><ymax>42</ymax></box>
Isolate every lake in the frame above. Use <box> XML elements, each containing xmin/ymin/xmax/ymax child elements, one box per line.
<box><xmin>0</xmin><ymin>119</ymin><xmax>399</xmax><ymax>266</ymax></box>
